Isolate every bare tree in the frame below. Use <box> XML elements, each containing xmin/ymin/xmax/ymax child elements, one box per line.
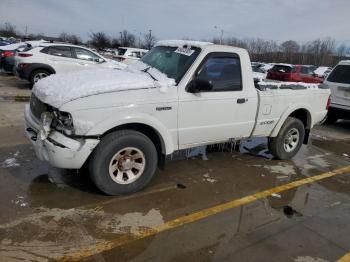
<box><xmin>0</xmin><ymin>22</ymin><xmax>18</xmax><ymax>38</ymax></box>
<box><xmin>120</xmin><ymin>30</ymin><xmax>136</xmax><ymax>47</ymax></box>
<box><xmin>58</xmin><ymin>32</ymin><xmax>82</xmax><ymax>45</ymax></box>
<box><xmin>89</xmin><ymin>31</ymin><xmax>111</xmax><ymax>49</ymax></box>
<box><xmin>142</xmin><ymin>30</ymin><xmax>156</xmax><ymax>50</ymax></box>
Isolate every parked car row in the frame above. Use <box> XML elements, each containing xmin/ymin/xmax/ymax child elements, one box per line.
<box><xmin>112</xmin><ymin>47</ymin><xmax>148</xmax><ymax>64</ymax></box>
<box><xmin>0</xmin><ymin>41</ymin><xmax>148</xmax><ymax>86</ymax></box>
<box><xmin>251</xmin><ymin>60</ymin><xmax>349</xmax><ymax>124</ymax></box>
<box><xmin>266</xmin><ymin>64</ymin><xmax>323</xmax><ymax>83</ymax></box>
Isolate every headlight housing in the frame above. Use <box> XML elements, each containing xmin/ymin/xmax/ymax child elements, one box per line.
<box><xmin>51</xmin><ymin>109</ymin><xmax>74</xmax><ymax>136</ymax></box>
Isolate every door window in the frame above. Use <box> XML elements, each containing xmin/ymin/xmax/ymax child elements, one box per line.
<box><xmin>74</xmin><ymin>48</ymin><xmax>101</xmax><ymax>61</ymax></box>
<box><xmin>196</xmin><ymin>56</ymin><xmax>242</xmax><ymax>91</ymax></box>
<box><xmin>300</xmin><ymin>66</ymin><xmax>313</xmax><ymax>75</ymax></box>
<box><xmin>48</xmin><ymin>46</ymin><xmax>73</xmax><ymax>58</ymax></box>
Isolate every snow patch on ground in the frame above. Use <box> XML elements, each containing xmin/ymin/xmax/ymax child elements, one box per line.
<box><xmin>1</xmin><ymin>151</ymin><xmax>20</xmax><ymax>168</ymax></box>
<box><xmin>0</xmin><ymin>206</ymin><xmax>164</xmax><ymax>260</ymax></box>
<box><xmin>294</xmin><ymin>256</ymin><xmax>330</xmax><ymax>262</ymax></box>
<box><xmin>98</xmin><ymin>208</ymin><xmax>164</xmax><ymax>235</ymax></box>
<box><xmin>263</xmin><ymin>162</ymin><xmax>296</xmax><ymax>176</ymax></box>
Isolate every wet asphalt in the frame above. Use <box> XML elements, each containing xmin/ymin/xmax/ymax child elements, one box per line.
<box><xmin>0</xmin><ymin>74</ymin><xmax>350</xmax><ymax>262</ymax></box>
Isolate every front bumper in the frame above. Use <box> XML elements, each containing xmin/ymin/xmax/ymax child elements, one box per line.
<box><xmin>24</xmin><ymin>104</ymin><xmax>100</xmax><ymax>169</ymax></box>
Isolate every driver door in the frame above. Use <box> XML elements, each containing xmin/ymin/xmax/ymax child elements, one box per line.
<box><xmin>178</xmin><ymin>52</ymin><xmax>257</xmax><ymax>148</ymax></box>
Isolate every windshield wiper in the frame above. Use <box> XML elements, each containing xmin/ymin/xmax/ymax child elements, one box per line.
<box><xmin>141</xmin><ymin>67</ymin><xmax>158</xmax><ymax>81</ymax></box>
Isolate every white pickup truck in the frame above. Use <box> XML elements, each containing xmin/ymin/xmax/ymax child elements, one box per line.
<box><xmin>25</xmin><ymin>40</ymin><xmax>330</xmax><ymax>195</ymax></box>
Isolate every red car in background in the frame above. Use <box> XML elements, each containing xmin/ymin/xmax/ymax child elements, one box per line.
<box><xmin>266</xmin><ymin>64</ymin><xmax>323</xmax><ymax>83</ymax></box>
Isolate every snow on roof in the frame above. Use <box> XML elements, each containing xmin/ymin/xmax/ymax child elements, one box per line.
<box><xmin>339</xmin><ymin>60</ymin><xmax>350</xmax><ymax>65</ymax></box>
<box><xmin>274</xmin><ymin>63</ymin><xmax>294</xmax><ymax>67</ymax></box>
<box><xmin>155</xmin><ymin>40</ymin><xmax>213</xmax><ymax>48</ymax></box>
<box><xmin>0</xmin><ymin>42</ymin><xmax>28</xmax><ymax>51</ymax></box>
<box><xmin>0</xmin><ymin>40</ymin><xmax>47</xmax><ymax>51</ymax></box>
<box><xmin>314</xmin><ymin>66</ymin><xmax>331</xmax><ymax>76</ymax></box>
<box><xmin>33</xmin><ymin>63</ymin><xmax>175</xmax><ymax>108</ymax></box>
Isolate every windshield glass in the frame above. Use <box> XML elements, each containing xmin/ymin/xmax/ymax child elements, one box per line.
<box><xmin>140</xmin><ymin>46</ymin><xmax>201</xmax><ymax>83</ymax></box>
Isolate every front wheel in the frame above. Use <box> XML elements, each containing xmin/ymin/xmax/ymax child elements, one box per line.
<box><xmin>89</xmin><ymin>130</ymin><xmax>158</xmax><ymax>195</ymax></box>
<box><xmin>268</xmin><ymin>117</ymin><xmax>305</xmax><ymax>160</ymax></box>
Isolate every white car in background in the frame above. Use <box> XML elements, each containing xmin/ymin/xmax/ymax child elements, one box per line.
<box><xmin>15</xmin><ymin>43</ymin><xmax>126</xmax><ymax>86</ymax></box>
<box><xmin>113</xmin><ymin>47</ymin><xmax>148</xmax><ymax>64</ymax></box>
<box><xmin>323</xmin><ymin>60</ymin><xmax>350</xmax><ymax>123</ymax></box>
<box><xmin>314</xmin><ymin>66</ymin><xmax>332</xmax><ymax>78</ymax></box>
<box><xmin>251</xmin><ymin>63</ymin><xmax>267</xmax><ymax>82</ymax></box>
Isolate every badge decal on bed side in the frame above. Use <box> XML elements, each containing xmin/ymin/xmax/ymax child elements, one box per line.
<box><xmin>156</xmin><ymin>106</ymin><xmax>172</xmax><ymax>111</ymax></box>
<box><xmin>260</xmin><ymin>120</ymin><xmax>275</xmax><ymax>125</ymax></box>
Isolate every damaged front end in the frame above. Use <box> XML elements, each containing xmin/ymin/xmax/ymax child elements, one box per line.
<box><xmin>24</xmin><ymin>95</ymin><xmax>100</xmax><ymax>169</ymax></box>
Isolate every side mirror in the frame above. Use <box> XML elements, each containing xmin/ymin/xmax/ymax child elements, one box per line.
<box><xmin>95</xmin><ymin>58</ymin><xmax>105</xmax><ymax>63</ymax></box>
<box><xmin>187</xmin><ymin>78</ymin><xmax>213</xmax><ymax>93</ymax></box>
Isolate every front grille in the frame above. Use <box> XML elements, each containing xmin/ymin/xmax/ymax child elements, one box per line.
<box><xmin>30</xmin><ymin>94</ymin><xmax>48</xmax><ymax>120</ymax></box>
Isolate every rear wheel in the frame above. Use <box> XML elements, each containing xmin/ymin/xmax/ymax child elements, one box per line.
<box><xmin>268</xmin><ymin>117</ymin><xmax>305</xmax><ymax>160</ymax></box>
<box><xmin>89</xmin><ymin>130</ymin><xmax>158</xmax><ymax>195</ymax></box>
<box><xmin>30</xmin><ymin>69</ymin><xmax>51</xmax><ymax>86</ymax></box>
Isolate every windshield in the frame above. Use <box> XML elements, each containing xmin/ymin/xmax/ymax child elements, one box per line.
<box><xmin>140</xmin><ymin>46</ymin><xmax>201</xmax><ymax>83</ymax></box>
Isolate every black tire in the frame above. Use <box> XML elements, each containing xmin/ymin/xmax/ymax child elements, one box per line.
<box><xmin>268</xmin><ymin>117</ymin><xmax>305</xmax><ymax>160</ymax></box>
<box><xmin>30</xmin><ymin>69</ymin><xmax>51</xmax><ymax>87</ymax></box>
<box><xmin>89</xmin><ymin>130</ymin><xmax>158</xmax><ymax>195</ymax></box>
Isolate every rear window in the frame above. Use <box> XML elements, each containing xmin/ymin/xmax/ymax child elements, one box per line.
<box><xmin>117</xmin><ymin>48</ymin><xmax>127</xmax><ymax>56</ymax></box>
<box><xmin>271</xmin><ymin>65</ymin><xmax>295</xmax><ymax>73</ymax></box>
<box><xmin>48</xmin><ymin>46</ymin><xmax>73</xmax><ymax>58</ymax></box>
<box><xmin>40</xmin><ymin>46</ymin><xmax>50</xmax><ymax>54</ymax></box>
<box><xmin>327</xmin><ymin>65</ymin><xmax>350</xmax><ymax>84</ymax></box>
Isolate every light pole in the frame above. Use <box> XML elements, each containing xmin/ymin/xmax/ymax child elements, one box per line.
<box><xmin>119</xmin><ymin>31</ymin><xmax>123</xmax><ymax>46</ymax></box>
<box><xmin>148</xmin><ymin>29</ymin><xmax>152</xmax><ymax>50</ymax></box>
<box><xmin>214</xmin><ymin>26</ymin><xmax>224</xmax><ymax>45</ymax></box>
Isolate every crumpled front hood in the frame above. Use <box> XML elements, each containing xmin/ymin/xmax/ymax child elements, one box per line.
<box><xmin>33</xmin><ymin>66</ymin><xmax>175</xmax><ymax>108</ymax></box>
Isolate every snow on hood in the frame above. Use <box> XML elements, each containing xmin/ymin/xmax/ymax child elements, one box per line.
<box><xmin>33</xmin><ymin>65</ymin><xmax>175</xmax><ymax>108</ymax></box>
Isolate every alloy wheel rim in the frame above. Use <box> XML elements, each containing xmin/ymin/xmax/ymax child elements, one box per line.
<box><xmin>283</xmin><ymin>128</ymin><xmax>300</xmax><ymax>152</ymax></box>
<box><xmin>108</xmin><ymin>147</ymin><xmax>146</xmax><ymax>184</ymax></box>
<box><xmin>34</xmin><ymin>72</ymin><xmax>48</xmax><ymax>83</ymax></box>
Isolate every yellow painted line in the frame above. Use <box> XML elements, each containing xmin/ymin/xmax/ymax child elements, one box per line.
<box><xmin>338</xmin><ymin>252</ymin><xmax>350</xmax><ymax>262</ymax></box>
<box><xmin>58</xmin><ymin>165</ymin><xmax>350</xmax><ymax>262</ymax></box>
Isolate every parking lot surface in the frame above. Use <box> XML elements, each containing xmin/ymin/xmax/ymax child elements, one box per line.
<box><xmin>0</xmin><ymin>73</ymin><xmax>350</xmax><ymax>262</ymax></box>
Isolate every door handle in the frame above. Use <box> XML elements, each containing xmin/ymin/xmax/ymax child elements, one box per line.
<box><xmin>237</xmin><ymin>98</ymin><xmax>247</xmax><ymax>104</ymax></box>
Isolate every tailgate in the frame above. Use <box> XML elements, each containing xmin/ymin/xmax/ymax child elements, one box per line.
<box><xmin>332</xmin><ymin>84</ymin><xmax>350</xmax><ymax>107</ymax></box>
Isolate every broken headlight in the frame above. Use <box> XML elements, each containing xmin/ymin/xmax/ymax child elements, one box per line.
<box><xmin>52</xmin><ymin>109</ymin><xmax>74</xmax><ymax>136</ymax></box>
<box><xmin>39</xmin><ymin>112</ymin><xmax>53</xmax><ymax>140</ymax></box>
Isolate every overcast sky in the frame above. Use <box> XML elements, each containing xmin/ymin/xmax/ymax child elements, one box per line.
<box><xmin>1</xmin><ymin>0</ymin><xmax>349</xmax><ymax>44</ymax></box>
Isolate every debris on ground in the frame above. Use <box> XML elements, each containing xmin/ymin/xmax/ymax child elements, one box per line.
<box><xmin>271</xmin><ymin>193</ymin><xmax>282</xmax><ymax>199</ymax></box>
<box><xmin>1</xmin><ymin>151</ymin><xmax>20</xmax><ymax>168</ymax></box>
<box><xmin>202</xmin><ymin>173</ymin><xmax>217</xmax><ymax>183</ymax></box>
